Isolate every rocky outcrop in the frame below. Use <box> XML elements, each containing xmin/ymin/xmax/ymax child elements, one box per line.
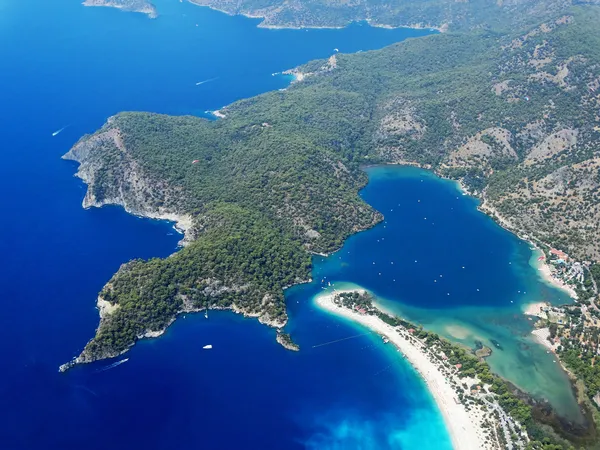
<box><xmin>63</xmin><ymin>122</ymin><xmax>195</xmax><ymax>242</ymax></box>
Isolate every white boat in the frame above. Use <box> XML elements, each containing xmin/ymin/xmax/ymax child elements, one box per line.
<box><xmin>52</xmin><ymin>125</ymin><xmax>69</xmax><ymax>136</ymax></box>
<box><xmin>196</xmin><ymin>77</ymin><xmax>218</xmax><ymax>86</ymax></box>
<box><xmin>203</xmin><ymin>344</ymin><xmax>212</xmax><ymax>349</ymax></box>
<box><xmin>98</xmin><ymin>358</ymin><xmax>129</xmax><ymax>372</ymax></box>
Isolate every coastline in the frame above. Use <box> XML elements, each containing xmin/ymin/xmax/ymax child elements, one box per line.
<box><xmin>533</xmin><ymin>254</ymin><xmax>578</xmax><ymax>299</ymax></box>
<box><xmin>315</xmin><ymin>289</ymin><xmax>504</xmax><ymax>450</ymax></box>
<box><xmin>371</xmin><ymin>164</ymin><xmax>579</xmax><ymax>303</ymax></box>
<box><xmin>531</xmin><ymin>327</ymin><xmax>557</xmax><ymax>353</ymax></box>
<box><xmin>522</xmin><ymin>301</ymin><xmax>549</xmax><ymax>319</ymax></box>
<box><xmin>460</xmin><ymin>183</ymin><xmax>578</xmax><ymax>301</ymax></box>
<box><xmin>59</xmin><ymin>283</ymin><xmax>302</xmax><ymax>372</ymax></box>
<box><xmin>186</xmin><ymin>1</ymin><xmax>445</xmax><ymax>32</ymax></box>
<box><xmin>208</xmin><ymin>109</ymin><xmax>227</xmax><ymax>119</ymax></box>
<box><xmin>82</xmin><ymin>0</ymin><xmax>158</xmax><ymax>18</ymax></box>
<box><xmin>477</xmin><ymin>198</ymin><xmax>577</xmax><ymax>300</ymax></box>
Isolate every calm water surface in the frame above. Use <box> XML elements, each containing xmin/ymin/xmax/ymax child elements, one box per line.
<box><xmin>290</xmin><ymin>166</ymin><xmax>580</xmax><ymax>420</ymax></box>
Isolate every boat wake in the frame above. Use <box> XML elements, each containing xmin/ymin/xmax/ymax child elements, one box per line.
<box><xmin>196</xmin><ymin>77</ymin><xmax>218</xmax><ymax>86</ymax></box>
<box><xmin>97</xmin><ymin>358</ymin><xmax>129</xmax><ymax>372</ymax></box>
<box><xmin>52</xmin><ymin>124</ymin><xmax>70</xmax><ymax>136</ymax></box>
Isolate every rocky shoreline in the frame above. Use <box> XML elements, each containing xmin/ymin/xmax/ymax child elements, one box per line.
<box><xmin>187</xmin><ymin>1</ymin><xmax>446</xmax><ymax>32</ymax></box>
<box><xmin>59</xmin><ymin>297</ymin><xmax>299</xmax><ymax>372</ymax></box>
<box><xmin>61</xmin><ymin>127</ymin><xmax>579</xmax><ymax>372</ymax></box>
<box><xmin>83</xmin><ymin>0</ymin><xmax>158</xmax><ymax>18</ymax></box>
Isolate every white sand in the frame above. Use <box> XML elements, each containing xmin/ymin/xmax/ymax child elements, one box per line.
<box><xmin>316</xmin><ymin>291</ymin><xmax>489</xmax><ymax>450</ymax></box>
<box><xmin>531</xmin><ymin>327</ymin><xmax>556</xmax><ymax>352</ymax></box>
<box><xmin>537</xmin><ymin>262</ymin><xmax>577</xmax><ymax>299</ymax></box>
<box><xmin>211</xmin><ymin>110</ymin><xmax>226</xmax><ymax>119</ymax></box>
<box><xmin>523</xmin><ymin>301</ymin><xmax>549</xmax><ymax>318</ymax></box>
<box><xmin>97</xmin><ymin>296</ymin><xmax>119</xmax><ymax>319</ymax></box>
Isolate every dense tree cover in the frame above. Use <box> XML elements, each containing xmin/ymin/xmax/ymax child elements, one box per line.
<box><xmin>83</xmin><ymin>204</ymin><xmax>311</xmax><ymax>359</ymax></box>
<box><xmin>560</xmin><ymin>347</ymin><xmax>600</xmax><ymax>403</ymax></box>
<box><xmin>75</xmin><ymin>5</ymin><xmax>600</xmax><ymax>390</ymax></box>
<box><xmin>68</xmin><ymin>7</ymin><xmax>600</xmax><ymax>446</ymax></box>
<box><xmin>190</xmin><ymin>0</ymin><xmax>573</xmax><ymax>33</ymax></box>
<box><xmin>103</xmin><ymin>109</ymin><xmax>380</xmax><ymax>254</ymax></box>
<box><xmin>590</xmin><ymin>264</ymin><xmax>600</xmax><ymax>289</ymax></box>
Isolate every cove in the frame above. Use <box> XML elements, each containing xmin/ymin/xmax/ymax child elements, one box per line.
<box><xmin>0</xmin><ymin>0</ymin><xmax>447</xmax><ymax>448</ymax></box>
<box><xmin>285</xmin><ymin>165</ymin><xmax>581</xmax><ymax>421</ymax></box>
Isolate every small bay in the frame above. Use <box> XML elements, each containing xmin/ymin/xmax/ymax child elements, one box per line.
<box><xmin>288</xmin><ymin>165</ymin><xmax>580</xmax><ymax>420</ymax></box>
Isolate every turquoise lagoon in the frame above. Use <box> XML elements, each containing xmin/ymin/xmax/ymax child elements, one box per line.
<box><xmin>285</xmin><ymin>166</ymin><xmax>581</xmax><ymax>421</ymax></box>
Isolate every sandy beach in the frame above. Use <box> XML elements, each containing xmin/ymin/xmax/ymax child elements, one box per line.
<box><xmin>523</xmin><ymin>301</ymin><xmax>549</xmax><ymax>318</ymax></box>
<box><xmin>536</xmin><ymin>260</ymin><xmax>577</xmax><ymax>299</ymax></box>
<box><xmin>210</xmin><ymin>109</ymin><xmax>227</xmax><ymax>119</ymax></box>
<box><xmin>531</xmin><ymin>327</ymin><xmax>557</xmax><ymax>352</ymax></box>
<box><xmin>316</xmin><ymin>290</ymin><xmax>491</xmax><ymax>450</ymax></box>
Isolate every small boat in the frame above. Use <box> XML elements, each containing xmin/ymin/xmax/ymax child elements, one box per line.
<box><xmin>98</xmin><ymin>358</ymin><xmax>129</xmax><ymax>372</ymax></box>
<box><xmin>382</xmin><ymin>337</ymin><xmax>389</xmax><ymax>344</ymax></box>
<box><xmin>196</xmin><ymin>77</ymin><xmax>218</xmax><ymax>86</ymax></box>
<box><xmin>203</xmin><ymin>344</ymin><xmax>212</xmax><ymax>349</ymax></box>
<box><xmin>205</xmin><ymin>310</ymin><xmax>208</xmax><ymax>319</ymax></box>
<box><xmin>52</xmin><ymin>125</ymin><xmax>69</xmax><ymax>136</ymax></box>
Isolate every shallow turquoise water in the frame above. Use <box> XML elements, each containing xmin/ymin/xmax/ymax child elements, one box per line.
<box><xmin>286</xmin><ymin>166</ymin><xmax>581</xmax><ymax>421</ymax></box>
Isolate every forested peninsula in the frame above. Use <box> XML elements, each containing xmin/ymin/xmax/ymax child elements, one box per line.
<box><xmin>64</xmin><ymin>0</ymin><xmax>600</xmax><ymax>443</ymax></box>
<box><xmin>63</xmin><ymin>3</ymin><xmax>600</xmax><ymax>368</ymax></box>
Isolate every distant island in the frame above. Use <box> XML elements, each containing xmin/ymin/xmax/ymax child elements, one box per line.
<box><xmin>83</xmin><ymin>0</ymin><xmax>157</xmax><ymax>18</ymax></box>
<box><xmin>65</xmin><ymin>0</ymin><xmax>600</xmax><ymax>447</ymax></box>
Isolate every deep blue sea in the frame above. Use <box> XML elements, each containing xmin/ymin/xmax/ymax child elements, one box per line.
<box><xmin>0</xmin><ymin>1</ymin><xmax>454</xmax><ymax>449</ymax></box>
